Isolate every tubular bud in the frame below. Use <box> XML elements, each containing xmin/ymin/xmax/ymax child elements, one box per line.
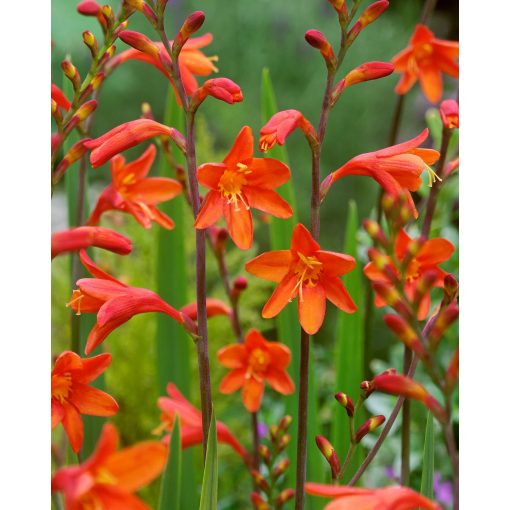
<box><xmin>61</xmin><ymin>60</ymin><xmax>81</xmax><ymax>91</ymax></box>
<box><xmin>77</xmin><ymin>0</ymin><xmax>101</xmax><ymax>16</ymax></box>
<box><xmin>334</xmin><ymin>392</ymin><xmax>355</xmax><ymax>417</ymax></box>
<box><xmin>277</xmin><ymin>433</ymin><xmax>291</xmax><ymax>453</ymax></box>
<box><xmin>440</xmin><ymin>99</ymin><xmax>459</xmax><ymax>129</ymax></box>
<box><xmin>258</xmin><ymin>444</ymin><xmax>271</xmax><ymax>464</ymax></box>
<box><xmin>52</xmin><ymin>139</ymin><xmax>92</xmax><ymax>183</ymax></box>
<box><xmin>113</xmin><ymin>21</ymin><xmax>129</xmax><ymax>38</ymax></box>
<box><xmin>368</xmin><ymin>248</ymin><xmax>399</xmax><ymax>285</ymax></box>
<box><xmin>278</xmin><ymin>415</ymin><xmax>292</xmax><ymax>432</ymax></box>
<box><xmin>51</xmin><ymin>100</ymin><xmax>61</xmax><ymax>121</ymax></box>
<box><xmin>100</xmin><ymin>5</ymin><xmax>115</xmax><ymax>28</ymax></box>
<box><xmin>251</xmin><ymin>492</ymin><xmax>270</xmax><ymax>510</ymax></box>
<box><xmin>315</xmin><ymin>436</ymin><xmax>341</xmax><ymax>479</ymax></box>
<box><xmin>191</xmin><ymin>78</ymin><xmax>243</xmax><ymax>108</ymax></box>
<box><xmin>305</xmin><ymin>30</ymin><xmax>336</xmax><ymax>69</ymax></box>
<box><xmin>269</xmin><ymin>424</ymin><xmax>279</xmax><ymax>443</ymax></box>
<box><xmin>372</xmin><ymin>282</ymin><xmax>413</xmax><ymax>321</ymax></box>
<box><xmin>173</xmin><ymin>11</ymin><xmax>206</xmax><ymax>55</ymax></box>
<box><xmin>429</xmin><ymin>303</ymin><xmax>459</xmax><ymax>349</ymax></box>
<box><xmin>272</xmin><ymin>458</ymin><xmax>290</xmax><ymax>480</ymax></box>
<box><xmin>360</xmin><ymin>380</ymin><xmax>375</xmax><ymax>398</ymax></box>
<box><xmin>442</xmin><ymin>273</ymin><xmax>459</xmax><ymax>306</ymax></box>
<box><xmin>362</xmin><ymin>219</ymin><xmax>390</xmax><ymax>249</ymax></box>
<box><xmin>251</xmin><ymin>470</ymin><xmax>270</xmax><ymax>493</ymax></box>
<box><xmin>119</xmin><ymin>30</ymin><xmax>160</xmax><ymax>57</ymax></box>
<box><xmin>445</xmin><ymin>349</ymin><xmax>459</xmax><ymax>394</ymax></box>
<box><xmin>327</xmin><ymin>0</ymin><xmax>348</xmax><ymax>25</ymax></box>
<box><xmin>83</xmin><ymin>30</ymin><xmax>99</xmax><ymax>57</ymax></box>
<box><xmin>231</xmin><ymin>276</ymin><xmax>248</xmax><ymax>300</ymax></box>
<box><xmin>355</xmin><ymin>415</ymin><xmax>385</xmax><ymax>443</ymax></box>
<box><xmin>275</xmin><ymin>489</ymin><xmax>295</xmax><ymax>508</ymax></box>
<box><xmin>384</xmin><ymin>315</ymin><xmax>427</xmax><ymax>359</ymax></box>
<box><xmin>65</xmin><ymin>100</ymin><xmax>98</xmax><ymax>133</ymax></box>
<box><xmin>359</xmin><ymin>0</ymin><xmax>390</xmax><ymax>27</ymax></box>
<box><xmin>413</xmin><ymin>269</ymin><xmax>437</xmax><ymax>310</ymax></box>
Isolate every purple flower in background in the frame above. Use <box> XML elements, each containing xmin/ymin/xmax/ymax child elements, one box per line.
<box><xmin>434</xmin><ymin>473</ymin><xmax>453</xmax><ymax>506</ymax></box>
<box><xmin>384</xmin><ymin>465</ymin><xmax>398</xmax><ymax>482</ymax></box>
<box><xmin>257</xmin><ymin>421</ymin><xmax>268</xmax><ymax>439</ymax></box>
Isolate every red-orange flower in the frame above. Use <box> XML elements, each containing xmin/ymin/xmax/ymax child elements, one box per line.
<box><xmin>52</xmin><ymin>423</ymin><xmax>167</xmax><ymax>510</ymax></box>
<box><xmin>392</xmin><ymin>24</ymin><xmax>459</xmax><ymax>104</ymax></box>
<box><xmin>439</xmin><ymin>98</ymin><xmax>459</xmax><ymax>129</ymax></box>
<box><xmin>155</xmin><ymin>383</ymin><xmax>249</xmax><ymax>461</ymax></box>
<box><xmin>195</xmin><ymin>126</ymin><xmax>293</xmax><ymax>249</ymax></box>
<box><xmin>67</xmin><ymin>250</ymin><xmax>193</xmax><ymax>354</ymax></box>
<box><xmin>217</xmin><ymin>329</ymin><xmax>294</xmax><ymax>412</ymax></box>
<box><xmin>87</xmin><ymin>144</ymin><xmax>182</xmax><ymax>229</ymax></box>
<box><xmin>109</xmin><ymin>33</ymin><xmax>218</xmax><ymax>95</ymax></box>
<box><xmin>51</xmin><ymin>351</ymin><xmax>119</xmax><ymax>453</ymax></box>
<box><xmin>51</xmin><ymin>226</ymin><xmax>132</xmax><ymax>259</ymax></box>
<box><xmin>305</xmin><ymin>483</ymin><xmax>441</xmax><ymax>510</ymax></box>
<box><xmin>320</xmin><ymin>129</ymin><xmax>440</xmax><ymax>217</ymax></box>
<box><xmin>245</xmin><ymin>223</ymin><xmax>356</xmax><ymax>334</ymax></box>
<box><xmin>51</xmin><ymin>83</ymin><xmax>71</xmax><ymax>111</ymax></box>
<box><xmin>364</xmin><ymin>229</ymin><xmax>454</xmax><ymax>320</ymax></box>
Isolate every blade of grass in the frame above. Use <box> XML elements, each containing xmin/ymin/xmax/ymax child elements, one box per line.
<box><xmin>199</xmin><ymin>409</ymin><xmax>218</xmax><ymax>510</ymax></box>
<box><xmin>158</xmin><ymin>416</ymin><xmax>182</xmax><ymax>509</ymax></box>
<box><xmin>156</xmin><ymin>87</ymin><xmax>197</xmax><ymax>508</ymax></box>
<box><xmin>332</xmin><ymin>201</ymin><xmax>365</xmax><ymax>482</ymax></box>
<box><xmin>420</xmin><ymin>411</ymin><xmax>435</xmax><ymax>500</ymax></box>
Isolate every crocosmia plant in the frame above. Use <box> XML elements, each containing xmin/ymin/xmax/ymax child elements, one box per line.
<box><xmin>51</xmin><ymin>0</ymin><xmax>459</xmax><ymax>509</ymax></box>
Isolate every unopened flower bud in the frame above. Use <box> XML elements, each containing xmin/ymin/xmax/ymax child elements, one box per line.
<box><xmin>334</xmin><ymin>392</ymin><xmax>355</xmax><ymax>417</ymax></box>
<box><xmin>277</xmin><ymin>433</ymin><xmax>291</xmax><ymax>452</ymax></box>
<box><xmin>272</xmin><ymin>458</ymin><xmax>289</xmax><ymax>480</ymax></box>
<box><xmin>368</xmin><ymin>248</ymin><xmax>399</xmax><ymax>285</ymax></box>
<box><xmin>173</xmin><ymin>11</ymin><xmax>206</xmax><ymax>55</ymax></box>
<box><xmin>251</xmin><ymin>470</ymin><xmax>270</xmax><ymax>493</ymax></box>
<box><xmin>278</xmin><ymin>415</ymin><xmax>292</xmax><ymax>432</ymax></box>
<box><xmin>315</xmin><ymin>435</ymin><xmax>341</xmax><ymax>479</ymax></box>
<box><xmin>439</xmin><ymin>99</ymin><xmax>459</xmax><ymax>129</ymax></box>
<box><xmin>355</xmin><ymin>415</ymin><xmax>385</xmax><ymax>443</ymax></box>
<box><xmin>52</xmin><ymin>138</ymin><xmax>92</xmax><ymax>184</ymax></box>
<box><xmin>275</xmin><ymin>489</ymin><xmax>295</xmax><ymax>508</ymax></box>
<box><xmin>412</xmin><ymin>269</ymin><xmax>437</xmax><ymax>311</ymax></box>
<box><xmin>305</xmin><ymin>30</ymin><xmax>336</xmax><ymax>68</ymax></box>
<box><xmin>65</xmin><ymin>100</ymin><xmax>98</xmax><ymax>134</ymax></box>
<box><xmin>61</xmin><ymin>60</ymin><xmax>81</xmax><ymax>91</ymax></box>
<box><xmin>269</xmin><ymin>424</ymin><xmax>279</xmax><ymax>443</ymax></box>
<box><xmin>372</xmin><ymin>282</ymin><xmax>413</xmax><ymax>321</ymax></box>
<box><xmin>251</xmin><ymin>492</ymin><xmax>270</xmax><ymax>510</ymax></box>
<box><xmin>328</xmin><ymin>0</ymin><xmax>348</xmax><ymax>24</ymax></box>
<box><xmin>362</xmin><ymin>219</ymin><xmax>390</xmax><ymax>249</ymax></box>
<box><xmin>258</xmin><ymin>444</ymin><xmax>271</xmax><ymax>464</ymax></box>
<box><xmin>429</xmin><ymin>303</ymin><xmax>459</xmax><ymax>349</ymax></box>
<box><xmin>77</xmin><ymin>0</ymin><xmax>101</xmax><ymax>16</ymax></box>
<box><xmin>443</xmin><ymin>273</ymin><xmax>459</xmax><ymax>305</ymax></box>
<box><xmin>360</xmin><ymin>379</ymin><xmax>375</xmax><ymax>397</ymax></box>
<box><xmin>119</xmin><ymin>30</ymin><xmax>160</xmax><ymax>57</ymax></box>
<box><xmin>101</xmin><ymin>5</ymin><xmax>115</xmax><ymax>28</ymax></box>
<box><xmin>231</xmin><ymin>276</ymin><xmax>248</xmax><ymax>300</ymax></box>
<box><xmin>192</xmin><ymin>78</ymin><xmax>243</xmax><ymax>108</ymax></box>
<box><xmin>83</xmin><ymin>30</ymin><xmax>99</xmax><ymax>57</ymax></box>
<box><xmin>445</xmin><ymin>348</ymin><xmax>459</xmax><ymax>394</ymax></box>
<box><xmin>383</xmin><ymin>315</ymin><xmax>428</xmax><ymax>360</ymax></box>
<box><xmin>359</xmin><ymin>0</ymin><xmax>389</xmax><ymax>27</ymax></box>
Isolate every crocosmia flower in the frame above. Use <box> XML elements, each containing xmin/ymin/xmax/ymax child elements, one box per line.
<box><xmin>52</xmin><ymin>423</ymin><xmax>167</xmax><ymax>510</ymax></box>
<box><xmin>51</xmin><ymin>351</ymin><xmax>119</xmax><ymax>453</ymax></box>
<box><xmin>155</xmin><ymin>383</ymin><xmax>249</xmax><ymax>461</ymax></box>
<box><xmin>87</xmin><ymin>144</ymin><xmax>182</xmax><ymax>229</ymax></box>
<box><xmin>305</xmin><ymin>483</ymin><xmax>441</xmax><ymax>510</ymax></box>
<box><xmin>392</xmin><ymin>24</ymin><xmax>459</xmax><ymax>103</ymax></box>
<box><xmin>195</xmin><ymin>126</ymin><xmax>293</xmax><ymax>249</ymax></box>
<box><xmin>67</xmin><ymin>250</ymin><xmax>193</xmax><ymax>354</ymax></box>
<box><xmin>217</xmin><ymin>328</ymin><xmax>294</xmax><ymax>412</ymax></box>
<box><xmin>364</xmin><ymin>229</ymin><xmax>454</xmax><ymax>320</ymax></box>
<box><xmin>320</xmin><ymin>129</ymin><xmax>440</xmax><ymax>217</ymax></box>
<box><xmin>245</xmin><ymin>223</ymin><xmax>356</xmax><ymax>334</ymax></box>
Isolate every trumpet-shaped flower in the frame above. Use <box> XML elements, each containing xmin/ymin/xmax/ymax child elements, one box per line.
<box><xmin>320</xmin><ymin>129</ymin><xmax>440</xmax><ymax>216</ymax></box>
<box><xmin>305</xmin><ymin>483</ymin><xmax>441</xmax><ymax>510</ymax></box>
<box><xmin>52</xmin><ymin>423</ymin><xmax>167</xmax><ymax>510</ymax></box>
<box><xmin>155</xmin><ymin>383</ymin><xmax>249</xmax><ymax>461</ymax></box>
<box><xmin>195</xmin><ymin>126</ymin><xmax>293</xmax><ymax>249</ymax></box>
<box><xmin>109</xmin><ymin>33</ymin><xmax>218</xmax><ymax>95</ymax></box>
<box><xmin>67</xmin><ymin>250</ymin><xmax>193</xmax><ymax>354</ymax></box>
<box><xmin>364</xmin><ymin>229</ymin><xmax>454</xmax><ymax>320</ymax></box>
<box><xmin>87</xmin><ymin>145</ymin><xmax>182</xmax><ymax>229</ymax></box>
<box><xmin>217</xmin><ymin>329</ymin><xmax>294</xmax><ymax>412</ymax></box>
<box><xmin>392</xmin><ymin>24</ymin><xmax>459</xmax><ymax>103</ymax></box>
<box><xmin>51</xmin><ymin>351</ymin><xmax>119</xmax><ymax>453</ymax></box>
<box><xmin>245</xmin><ymin>223</ymin><xmax>356</xmax><ymax>334</ymax></box>
<box><xmin>51</xmin><ymin>226</ymin><xmax>132</xmax><ymax>259</ymax></box>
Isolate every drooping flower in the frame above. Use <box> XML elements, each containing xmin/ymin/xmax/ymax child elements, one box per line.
<box><xmin>155</xmin><ymin>383</ymin><xmax>249</xmax><ymax>461</ymax></box>
<box><xmin>67</xmin><ymin>250</ymin><xmax>194</xmax><ymax>354</ymax></box>
<box><xmin>320</xmin><ymin>129</ymin><xmax>440</xmax><ymax>217</ymax></box>
<box><xmin>305</xmin><ymin>483</ymin><xmax>441</xmax><ymax>510</ymax></box>
<box><xmin>87</xmin><ymin>144</ymin><xmax>182</xmax><ymax>229</ymax></box>
<box><xmin>392</xmin><ymin>24</ymin><xmax>459</xmax><ymax>103</ymax></box>
<box><xmin>259</xmin><ymin>110</ymin><xmax>316</xmax><ymax>152</ymax></box>
<box><xmin>52</xmin><ymin>423</ymin><xmax>167</xmax><ymax>510</ymax></box>
<box><xmin>191</xmin><ymin>77</ymin><xmax>243</xmax><ymax>106</ymax></box>
<box><xmin>217</xmin><ymin>329</ymin><xmax>294</xmax><ymax>412</ymax></box>
<box><xmin>51</xmin><ymin>351</ymin><xmax>119</xmax><ymax>453</ymax></box>
<box><xmin>245</xmin><ymin>223</ymin><xmax>356</xmax><ymax>334</ymax></box>
<box><xmin>364</xmin><ymin>228</ymin><xmax>454</xmax><ymax>320</ymax></box>
<box><xmin>195</xmin><ymin>126</ymin><xmax>293</xmax><ymax>249</ymax></box>
<box><xmin>109</xmin><ymin>33</ymin><xmax>218</xmax><ymax>96</ymax></box>
<box><xmin>51</xmin><ymin>226</ymin><xmax>132</xmax><ymax>259</ymax></box>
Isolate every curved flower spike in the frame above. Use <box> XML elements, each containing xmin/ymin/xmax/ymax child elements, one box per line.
<box><xmin>87</xmin><ymin>144</ymin><xmax>182</xmax><ymax>229</ymax></box>
<box><xmin>191</xmin><ymin>77</ymin><xmax>243</xmax><ymax>107</ymax></box>
<box><xmin>52</xmin><ymin>226</ymin><xmax>132</xmax><ymax>259</ymax></box>
<box><xmin>217</xmin><ymin>328</ymin><xmax>294</xmax><ymax>412</ymax></box>
<box><xmin>259</xmin><ymin>109</ymin><xmax>317</xmax><ymax>152</ymax></box>
<box><xmin>195</xmin><ymin>126</ymin><xmax>293</xmax><ymax>250</ymax></box>
<box><xmin>51</xmin><ymin>351</ymin><xmax>119</xmax><ymax>453</ymax></box>
<box><xmin>305</xmin><ymin>483</ymin><xmax>441</xmax><ymax>510</ymax></box>
<box><xmin>86</xmin><ymin>119</ymin><xmax>186</xmax><ymax>168</ymax></box>
<box><xmin>321</xmin><ymin>128</ymin><xmax>440</xmax><ymax>216</ymax></box>
<box><xmin>364</xmin><ymin>228</ymin><xmax>454</xmax><ymax>320</ymax></box>
<box><xmin>156</xmin><ymin>383</ymin><xmax>249</xmax><ymax>461</ymax></box>
<box><xmin>67</xmin><ymin>250</ymin><xmax>194</xmax><ymax>354</ymax></box>
<box><xmin>245</xmin><ymin>223</ymin><xmax>356</xmax><ymax>334</ymax></box>
<box><xmin>52</xmin><ymin>423</ymin><xmax>167</xmax><ymax>510</ymax></box>
<box><xmin>392</xmin><ymin>24</ymin><xmax>459</xmax><ymax>103</ymax></box>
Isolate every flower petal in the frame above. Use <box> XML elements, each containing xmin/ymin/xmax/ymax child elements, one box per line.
<box><xmin>51</xmin><ymin>400</ymin><xmax>65</xmax><ymax>428</ymax></box>
<box><xmin>244</xmin><ymin>158</ymin><xmax>290</xmax><ymax>189</ymax></box>
<box><xmin>242</xmin><ymin>377</ymin><xmax>264</xmax><ymax>412</ymax></box>
<box><xmin>266</xmin><ymin>342</ymin><xmax>291</xmax><ymax>368</ymax></box>
<box><xmin>419</xmin><ymin>64</ymin><xmax>443</xmax><ymax>104</ymax></box>
<box><xmin>298</xmin><ymin>284</ymin><xmax>326</xmax><ymax>334</ymax></box>
<box><xmin>217</xmin><ymin>344</ymin><xmax>247</xmax><ymax>368</ymax></box>
<box><xmin>79</xmin><ymin>250</ymin><xmax>126</xmax><ymax>285</ymax></box>
<box><xmin>223</xmin><ymin>126</ymin><xmax>254</xmax><ymax>167</ymax></box>
<box><xmin>195</xmin><ymin>191</ymin><xmax>224</xmax><ymax>229</ymax></box>
<box><xmin>85</xmin><ymin>315</ymin><xmax>131</xmax><ymax>355</ymax></box>
<box><xmin>71</xmin><ymin>383</ymin><xmax>119</xmax><ymax>416</ymax></box>
<box><xmin>219</xmin><ymin>368</ymin><xmax>246</xmax><ymax>393</ymax></box>
<box><xmin>61</xmin><ymin>401</ymin><xmax>84</xmax><ymax>453</ymax></box>
<box><xmin>197</xmin><ymin>163</ymin><xmax>227</xmax><ymax>189</ymax></box>
<box><xmin>265</xmin><ymin>366</ymin><xmax>294</xmax><ymax>394</ymax></box>
<box><xmin>417</xmin><ymin>238</ymin><xmax>455</xmax><ymax>267</ymax></box>
<box><xmin>316</xmin><ymin>251</ymin><xmax>356</xmax><ymax>276</ymax></box>
<box><xmin>125</xmin><ymin>178</ymin><xmax>182</xmax><ymax>205</ymax></box>
<box><xmin>322</xmin><ymin>277</ymin><xmax>357</xmax><ymax>314</ymax></box>
<box><xmin>92</xmin><ymin>486</ymin><xmax>151</xmax><ymax>510</ymax></box>
<box><xmin>223</xmin><ymin>200</ymin><xmax>253</xmax><ymax>250</ymax></box>
<box><xmin>262</xmin><ymin>273</ymin><xmax>298</xmax><ymax>318</ymax></box>
<box><xmin>291</xmin><ymin>223</ymin><xmax>320</xmax><ymax>255</ymax></box>
<box><xmin>243</xmin><ymin>187</ymin><xmax>293</xmax><ymax>218</ymax></box>
<box><xmin>115</xmin><ymin>144</ymin><xmax>156</xmax><ymax>184</ymax></box>
<box><xmin>245</xmin><ymin>250</ymin><xmax>292</xmax><ymax>283</ymax></box>
<box><xmin>75</xmin><ymin>353</ymin><xmax>112</xmax><ymax>383</ymax></box>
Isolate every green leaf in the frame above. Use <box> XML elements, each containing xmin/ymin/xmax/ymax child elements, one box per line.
<box><xmin>199</xmin><ymin>410</ymin><xmax>218</xmax><ymax>510</ymax></box>
<box><xmin>158</xmin><ymin>416</ymin><xmax>182</xmax><ymax>510</ymax></box>
<box><xmin>332</xmin><ymin>201</ymin><xmax>365</xmax><ymax>482</ymax></box>
<box><xmin>425</xmin><ymin>108</ymin><xmax>442</xmax><ymax>150</ymax></box>
<box><xmin>155</xmin><ymin>87</ymin><xmax>198</xmax><ymax>508</ymax></box>
<box><xmin>420</xmin><ymin>412</ymin><xmax>435</xmax><ymax>499</ymax></box>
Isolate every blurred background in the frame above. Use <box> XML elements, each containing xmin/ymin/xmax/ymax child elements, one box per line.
<box><xmin>52</xmin><ymin>0</ymin><xmax>459</xmax><ymax>508</ymax></box>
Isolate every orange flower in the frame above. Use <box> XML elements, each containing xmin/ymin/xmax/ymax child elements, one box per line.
<box><xmin>392</xmin><ymin>24</ymin><xmax>459</xmax><ymax>103</ymax></box>
<box><xmin>217</xmin><ymin>329</ymin><xmax>294</xmax><ymax>412</ymax></box>
<box><xmin>195</xmin><ymin>126</ymin><xmax>293</xmax><ymax>249</ymax></box>
<box><xmin>320</xmin><ymin>129</ymin><xmax>440</xmax><ymax>217</ymax></box>
<box><xmin>109</xmin><ymin>33</ymin><xmax>218</xmax><ymax>96</ymax></box>
<box><xmin>245</xmin><ymin>223</ymin><xmax>356</xmax><ymax>334</ymax></box>
<box><xmin>52</xmin><ymin>423</ymin><xmax>167</xmax><ymax>510</ymax></box>
<box><xmin>155</xmin><ymin>383</ymin><xmax>249</xmax><ymax>461</ymax></box>
<box><xmin>364</xmin><ymin>229</ymin><xmax>454</xmax><ymax>320</ymax></box>
<box><xmin>51</xmin><ymin>351</ymin><xmax>119</xmax><ymax>453</ymax></box>
<box><xmin>305</xmin><ymin>483</ymin><xmax>441</xmax><ymax>510</ymax></box>
<box><xmin>87</xmin><ymin>145</ymin><xmax>182</xmax><ymax>229</ymax></box>
<box><xmin>67</xmin><ymin>250</ymin><xmax>194</xmax><ymax>354</ymax></box>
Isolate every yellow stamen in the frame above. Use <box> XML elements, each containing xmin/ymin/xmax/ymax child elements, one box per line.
<box><xmin>248</xmin><ymin>348</ymin><xmax>270</xmax><ymax>376</ymax></box>
<box><xmin>51</xmin><ymin>373</ymin><xmax>73</xmax><ymax>403</ymax></box>
<box><xmin>218</xmin><ymin>167</ymin><xmax>250</xmax><ymax>212</ymax></box>
<box><xmin>95</xmin><ymin>468</ymin><xmax>117</xmax><ymax>485</ymax></box>
<box><xmin>425</xmin><ymin>165</ymin><xmax>442</xmax><ymax>187</ymax></box>
<box><xmin>122</xmin><ymin>172</ymin><xmax>136</xmax><ymax>186</ymax></box>
<box><xmin>66</xmin><ymin>290</ymin><xmax>84</xmax><ymax>315</ymax></box>
<box><xmin>293</xmin><ymin>252</ymin><xmax>323</xmax><ymax>301</ymax></box>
